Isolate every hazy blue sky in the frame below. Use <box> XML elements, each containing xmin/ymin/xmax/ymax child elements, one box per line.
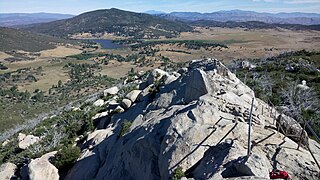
<box><xmin>1</xmin><ymin>0</ymin><xmax>320</xmax><ymax>14</ymax></box>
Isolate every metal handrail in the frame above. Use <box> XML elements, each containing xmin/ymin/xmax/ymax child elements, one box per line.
<box><xmin>264</xmin><ymin>98</ymin><xmax>320</xmax><ymax>170</ymax></box>
<box><xmin>306</xmin><ymin>122</ymin><xmax>320</xmax><ymax>143</ymax></box>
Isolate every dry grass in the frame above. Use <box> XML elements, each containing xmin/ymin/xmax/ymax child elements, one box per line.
<box><xmin>1</xmin><ymin>27</ymin><xmax>319</xmax><ymax>92</ymax></box>
<box><xmin>162</xmin><ymin>27</ymin><xmax>320</xmax><ymax>63</ymax></box>
<box><xmin>98</xmin><ymin>60</ymin><xmax>156</xmax><ymax>79</ymax></box>
<box><xmin>0</xmin><ymin>52</ymin><xmax>12</xmax><ymax>62</ymax></box>
<box><xmin>40</xmin><ymin>46</ymin><xmax>82</xmax><ymax>58</ymax></box>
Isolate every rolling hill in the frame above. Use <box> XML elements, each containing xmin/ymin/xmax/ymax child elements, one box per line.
<box><xmin>0</xmin><ymin>27</ymin><xmax>73</xmax><ymax>52</ymax></box>
<box><xmin>0</xmin><ymin>13</ymin><xmax>74</xmax><ymax>27</ymax></box>
<box><xmin>23</xmin><ymin>8</ymin><xmax>193</xmax><ymax>38</ymax></box>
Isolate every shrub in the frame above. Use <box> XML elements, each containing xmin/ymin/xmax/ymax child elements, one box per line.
<box><xmin>172</xmin><ymin>167</ymin><xmax>185</xmax><ymax>180</ymax></box>
<box><xmin>119</xmin><ymin>120</ymin><xmax>132</xmax><ymax>137</ymax></box>
<box><xmin>52</xmin><ymin>145</ymin><xmax>80</xmax><ymax>169</ymax></box>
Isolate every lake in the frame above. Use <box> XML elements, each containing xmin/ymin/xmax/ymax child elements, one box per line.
<box><xmin>90</xmin><ymin>39</ymin><xmax>124</xmax><ymax>49</ymax></box>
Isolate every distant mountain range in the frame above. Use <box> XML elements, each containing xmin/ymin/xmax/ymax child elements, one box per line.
<box><xmin>23</xmin><ymin>8</ymin><xmax>193</xmax><ymax>38</ymax></box>
<box><xmin>144</xmin><ymin>10</ymin><xmax>166</xmax><ymax>15</ymax></box>
<box><xmin>158</xmin><ymin>10</ymin><xmax>320</xmax><ymax>25</ymax></box>
<box><xmin>0</xmin><ymin>13</ymin><xmax>74</xmax><ymax>27</ymax></box>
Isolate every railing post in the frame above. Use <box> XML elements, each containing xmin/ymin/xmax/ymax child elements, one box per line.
<box><xmin>247</xmin><ymin>98</ymin><xmax>255</xmax><ymax>157</ymax></box>
<box><xmin>297</xmin><ymin>120</ymin><xmax>307</xmax><ymax>150</ymax></box>
<box><xmin>277</xmin><ymin>114</ymin><xmax>281</xmax><ymax>135</ymax></box>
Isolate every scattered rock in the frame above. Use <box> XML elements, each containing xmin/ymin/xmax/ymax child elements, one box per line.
<box><xmin>18</xmin><ymin>133</ymin><xmax>26</xmax><ymax>141</ymax></box>
<box><xmin>114</xmin><ymin>106</ymin><xmax>125</xmax><ymax>113</ymax></box>
<box><xmin>93</xmin><ymin>99</ymin><xmax>105</xmax><ymax>107</ymax></box>
<box><xmin>104</xmin><ymin>86</ymin><xmax>119</xmax><ymax>97</ymax></box>
<box><xmin>72</xmin><ymin>107</ymin><xmax>81</xmax><ymax>111</ymax></box>
<box><xmin>1</xmin><ymin>139</ymin><xmax>10</xmax><ymax>147</ymax></box>
<box><xmin>18</xmin><ymin>134</ymin><xmax>40</xmax><ymax>150</ymax></box>
<box><xmin>0</xmin><ymin>162</ymin><xmax>17</xmax><ymax>180</ymax></box>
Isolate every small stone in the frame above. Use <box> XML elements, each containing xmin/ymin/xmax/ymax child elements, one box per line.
<box><xmin>104</xmin><ymin>87</ymin><xmax>119</xmax><ymax>97</ymax></box>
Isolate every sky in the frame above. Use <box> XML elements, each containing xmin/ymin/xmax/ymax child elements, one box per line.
<box><xmin>0</xmin><ymin>0</ymin><xmax>320</xmax><ymax>15</ymax></box>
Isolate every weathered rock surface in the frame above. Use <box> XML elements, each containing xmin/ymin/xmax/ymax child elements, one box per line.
<box><xmin>121</xmin><ymin>98</ymin><xmax>132</xmax><ymax>109</ymax></box>
<box><xmin>28</xmin><ymin>151</ymin><xmax>59</xmax><ymax>180</ymax></box>
<box><xmin>276</xmin><ymin>114</ymin><xmax>309</xmax><ymax>146</ymax></box>
<box><xmin>18</xmin><ymin>134</ymin><xmax>40</xmax><ymax>150</ymax></box>
<box><xmin>82</xmin><ymin>129</ymin><xmax>114</xmax><ymax>149</ymax></box>
<box><xmin>0</xmin><ymin>162</ymin><xmax>17</xmax><ymax>180</ymax></box>
<box><xmin>66</xmin><ymin>59</ymin><xmax>319</xmax><ymax>180</ymax></box>
<box><xmin>91</xmin><ymin>111</ymin><xmax>108</xmax><ymax>121</ymax></box>
<box><xmin>126</xmin><ymin>90</ymin><xmax>142</xmax><ymax>103</ymax></box>
<box><xmin>104</xmin><ymin>86</ymin><xmax>119</xmax><ymax>96</ymax></box>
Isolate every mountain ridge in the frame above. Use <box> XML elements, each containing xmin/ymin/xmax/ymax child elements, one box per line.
<box><xmin>158</xmin><ymin>10</ymin><xmax>320</xmax><ymax>25</ymax></box>
<box><xmin>23</xmin><ymin>8</ymin><xmax>193</xmax><ymax>38</ymax></box>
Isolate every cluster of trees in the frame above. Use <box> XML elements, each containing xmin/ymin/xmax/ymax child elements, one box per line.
<box><xmin>0</xmin><ymin>86</ymin><xmax>31</xmax><ymax>101</ymax></box>
<box><xmin>130</xmin><ymin>40</ymin><xmax>228</xmax><ymax>51</ymax></box>
<box><xmin>50</xmin><ymin>63</ymin><xmax>116</xmax><ymax>99</ymax></box>
<box><xmin>0</xmin><ymin>67</ymin><xmax>41</xmax><ymax>86</ymax></box>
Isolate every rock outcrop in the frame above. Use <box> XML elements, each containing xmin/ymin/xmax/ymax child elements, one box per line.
<box><xmin>28</xmin><ymin>151</ymin><xmax>59</xmax><ymax>180</ymax></box>
<box><xmin>0</xmin><ymin>162</ymin><xmax>17</xmax><ymax>180</ymax></box>
<box><xmin>66</xmin><ymin>59</ymin><xmax>319</xmax><ymax>180</ymax></box>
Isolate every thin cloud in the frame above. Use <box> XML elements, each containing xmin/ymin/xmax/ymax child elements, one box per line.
<box><xmin>284</xmin><ymin>0</ymin><xmax>320</xmax><ymax>4</ymax></box>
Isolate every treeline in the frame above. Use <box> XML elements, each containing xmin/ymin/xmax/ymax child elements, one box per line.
<box><xmin>189</xmin><ymin>20</ymin><xmax>320</xmax><ymax>31</ymax></box>
<box><xmin>50</xmin><ymin>63</ymin><xmax>116</xmax><ymax>98</ymax></box>
<box><xmin>130</xmin><ymin>40</ymin><xmax>228</xmax><ymax>50</ymax></box>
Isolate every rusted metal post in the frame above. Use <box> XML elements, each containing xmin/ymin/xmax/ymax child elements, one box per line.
<box><xmin>276</xmin><ymin>114</ymin><xmax>281</xmax><ymax>135</ymax></box>
<box><xmin>297</xmin><ymin>120</ymin><xmax>307</xmax><ymax>150</ymax></box>
<box><xmin>247</xmin><ymin>98</ymin><xmax>255</xmax><ymax>157</ymax></box>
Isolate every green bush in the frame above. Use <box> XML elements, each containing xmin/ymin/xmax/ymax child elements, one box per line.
<box><xmin>172</xmin><ymin>167</ymin><xmax>185</xmax><ymax>180</ymax></box>
<box><xmin>52</xmin><ymin>146</ymin><xmax>80</xmax><ymax>169</ymax></box>
<box><xmin>119</xmin><ymin>120</ymin><xmax>132</xmax><ymax>137</ymax></box>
